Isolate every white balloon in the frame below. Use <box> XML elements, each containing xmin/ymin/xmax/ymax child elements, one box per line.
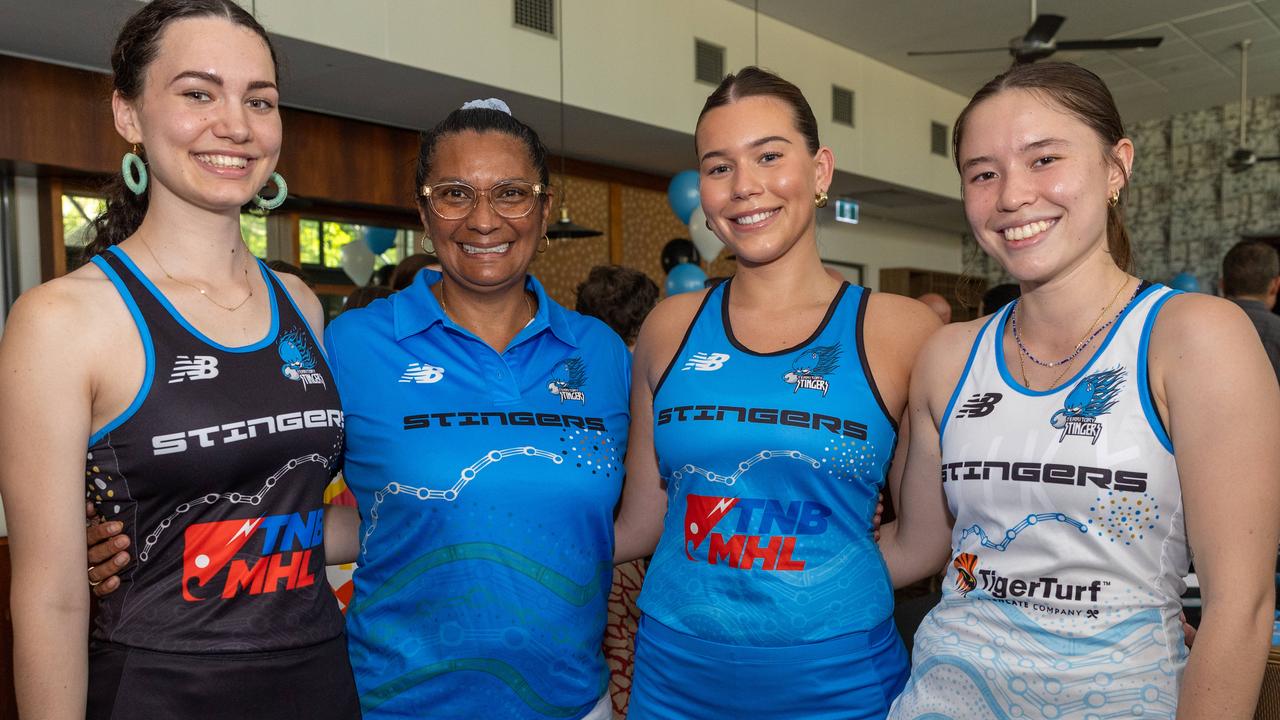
<box><xmin>688</xmin><ymin>206</ymin><xmax>723</xmax><ymax>263</ymax></box>
<box><xmin>341</xmin><ymin>241</ymin><xmax>376</xmax><ymax>286</ymax></box>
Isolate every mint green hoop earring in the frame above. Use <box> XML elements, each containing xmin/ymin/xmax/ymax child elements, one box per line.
<box><xmin>122</xmin><ymin>146</ymin><xmax>148</xmax><ymax>195</ymax></box>
<box><xmin>252</xmin><ymin>172</ymin><xmax>288</xmax><ymax>211</ymax></box>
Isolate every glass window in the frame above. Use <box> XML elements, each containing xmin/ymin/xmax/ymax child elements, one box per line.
<box><xmin>62</xmin><ymin>193</ymin><xmax>268</xmax><ymax>272</ymax></box>
<box><xmin>299</xmin><ymin>219</ymin><xmax>414</xmax><ymax>269</ymax></box>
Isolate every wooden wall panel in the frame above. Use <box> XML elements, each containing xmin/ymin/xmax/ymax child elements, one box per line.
<box><xmin>530</xmin><ymin>174</ymin><xmax>610</xmax><ymax>308</ymax></box>
<box><xmin>619</xmin><ymin>185</ymin><xmax>698</xmax><ymax>294</ymax></box>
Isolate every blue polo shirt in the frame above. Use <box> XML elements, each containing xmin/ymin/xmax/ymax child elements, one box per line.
<box><xmin>324</xmin><ymin>269</ymin><xmax>630</xmax><ymax>719</ymax></box>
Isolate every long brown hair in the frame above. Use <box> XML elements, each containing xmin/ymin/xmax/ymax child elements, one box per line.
<box><xmin>953</xmin><ymin>62</ymin><xmax>1134</xmax><ymax>273</ymax></box>
<box><xmin>85</xmin><ymin>0</ymin><xmax>279</xmax><ymax>258</ymax></box>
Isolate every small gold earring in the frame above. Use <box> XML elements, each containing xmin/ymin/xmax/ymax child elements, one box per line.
<box><xmin>815</xmin><ymin>190</ymin><xmax>829</xmax><ymax>209</ymax></box>
<box><xmin>420</xmin><ymin>235</ymin><xmax>435</xmax><ymax>254</ymax></box>
<box><xmin>537</xmin><ymin>235</ymin><xmax>550</xmax><ymax>254</ymax></box>
<box><xmin>1108</xmin><ymin>190</ymin><xmax>1120</xmax><ymax>208</ymax></box>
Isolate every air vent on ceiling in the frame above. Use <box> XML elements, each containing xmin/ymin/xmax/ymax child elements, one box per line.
<box><xmin>832</xmin><ymin>86</ymin><xmax>855</xmax><ymax>127</ymax></box>
<box><xmin>695</xmin><ymin>39</ymin><xmax>725</xmax><ymax>85</ymax></box>
<box><xmin>931</xmin><ymin>121</ymin><xmax>948</xmax><ymax>157</ymax></box>
<box><xmin>514</xmin><ymin>0</ymin><xmax>555</xmax><ymax>36</ymax></box>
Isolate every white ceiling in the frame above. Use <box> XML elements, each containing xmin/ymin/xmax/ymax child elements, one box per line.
<box><xmin>731</xmin><ymin>0</ymin><xmax>1280</xmax><ymax>123</ymax></box>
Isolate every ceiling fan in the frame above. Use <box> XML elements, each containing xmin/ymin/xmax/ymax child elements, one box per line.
<box><xmin>907</xmin><ymin>0</ymin><xmax>1163</xmax><ymax>65</ymax></box>
<box><xmin>1227</xmin><ymin>39</ymin><xmax>1280</xmax><ymax>173</ymax></box>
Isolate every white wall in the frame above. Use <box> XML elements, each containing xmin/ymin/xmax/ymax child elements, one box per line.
<box><xmin>254</xmin><ymin>0</ymin><xmax>968</xmax><ymax>200</ymax></box>
<box><xmin>816</xmin><ymin>212</ymin><xmax>962</xmax><ymax>292</ymax></box>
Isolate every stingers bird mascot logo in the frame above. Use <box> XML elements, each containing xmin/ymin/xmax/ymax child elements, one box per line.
<box><xmin>1050</xmin><ymin>366</ymin><xmax>1126</xmax><ymax>444</ymax></box>
<box><xmin>548</xmin><ymin>357</ymin><xmax>587</xmax><ymax>404</ymax></box>
<box><xmin>953</xmin><ymin>552</ymin><xmax>979</xmax><ymax>597</ymax></box>
<box><xmin>783</xmin><ymin>344</ymin><xmax>841</xmax><ymax>396</ymax></box>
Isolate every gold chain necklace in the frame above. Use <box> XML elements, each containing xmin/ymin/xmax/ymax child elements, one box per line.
<box><xmin>139</xmin><ymin>237</ymin><xmax>254</xmax><ymax>312</ymax></box>
<box><xmin>437</xmin><ymin>282</ymin><xmax>534</xmax><ymax>325</ymax></box>
<box><xmin>1016</xmin><ymin>277</ymin><xmax>1131</xmax><ymax>391</ymax></box>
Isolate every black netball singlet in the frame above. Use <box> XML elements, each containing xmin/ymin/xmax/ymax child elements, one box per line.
<box><xmin>86</xmin><ymin>246</ymin><xmax>345</xmax><ymax>653</ymax></box>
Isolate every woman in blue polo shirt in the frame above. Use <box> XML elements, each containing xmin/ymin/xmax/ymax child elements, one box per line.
<box><xmin>322</xmin><ymin>101</ymin><xmax>630</xmax><ymax>719</ymax></box>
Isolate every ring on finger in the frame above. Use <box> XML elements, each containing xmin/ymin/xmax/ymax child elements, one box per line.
<box><xmin>88</xmin><ymin>565</ymin><xmax>102</xmax><ymax>588</ymax></box>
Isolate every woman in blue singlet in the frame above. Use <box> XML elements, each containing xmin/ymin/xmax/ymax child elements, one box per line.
<box><xmin>882</xmin><ymin>62</ymin><xmax>1280</xmax><ymax>719</ymax></box>
<box><xmin>614</xmin><ymin>67</ymin><xmax>941</xmax><ymax>719</ymax></box>
<box><xmin>0</xmin><ymin>2</ymin><xmax>359</xmax><ymax>717</ymax></box>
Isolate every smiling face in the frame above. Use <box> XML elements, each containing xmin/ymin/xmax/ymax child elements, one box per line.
<box><xmin>695</xmin><ymin>96</ymin><xmax>833</xmax><ymax>267</ymax></box>
<box><xmin>957</xmin><ymin>88</ymin><xmax>1132</xmax><ymax>285</ymax></box>
<box><xmin>420</xmin><ymin>130</ymin><xmax>550</xmax><ymax>294</ymax></box>
<box><xmin>113</xmin><ymin>16</ymin><xmax>281</xmax><ymax>215</ymax></box>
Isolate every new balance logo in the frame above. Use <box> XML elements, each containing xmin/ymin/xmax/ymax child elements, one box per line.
<box><xmin>954</xmin><ymin>392</ymin><xmax>1003</xmax><ymax>419</ymax></box>
<box><xmin>399</xmin><ymin>362</ymin><xmax>445</xmax><ymax>384</ymax></box>
<box><xmin>169</xmin><ymin>355</ymin><xmax>219</xmax><ymax>383</ymax></box>
<box><xmin>682</xmin><ymin>352</ymin><xmax>730</xmax><ymax>372</ymax></box>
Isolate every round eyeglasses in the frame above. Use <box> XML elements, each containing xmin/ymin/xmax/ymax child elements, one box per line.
<box><xmin>419</xmin><ymin>180</ymin><xmax>547</xmax><ymax>220</ymax></box>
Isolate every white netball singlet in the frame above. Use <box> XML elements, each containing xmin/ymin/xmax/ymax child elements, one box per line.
<box><xmin>889</xmin><ymin>283</ymin><xmax>1190</xmax><ymax>720</ymax></box>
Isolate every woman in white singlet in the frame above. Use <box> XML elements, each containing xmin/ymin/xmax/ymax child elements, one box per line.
<box><xmin>880</xmin><ymin>62</ymin><xmax>1280</xmax><ymax>719</ymax></box>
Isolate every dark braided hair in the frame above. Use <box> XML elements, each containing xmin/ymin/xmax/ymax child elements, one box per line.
<box><xmin>85</xmin><ymin>0</ymin><xmax>278</xmax><ymax>258</ymax></box>
<box><xmin>413</xmin><ymin>106</ymin><xmax>550</xmax><ymax>210</ymax></box>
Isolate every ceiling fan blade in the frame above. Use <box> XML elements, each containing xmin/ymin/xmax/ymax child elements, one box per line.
<box><xmin>1024</xmin><ymin>14</ymin><xmax>1066</xmax><ymax>45</ymax></box>
<box><xmin>1057</xmin><ymin>37</ymin><xmax>1163</xmax><ymax>51</ymax></box>
<box><xmin>907</xmin><ymin>47</ymin><xmax>1009</xmax><ymax>56</ymax></box>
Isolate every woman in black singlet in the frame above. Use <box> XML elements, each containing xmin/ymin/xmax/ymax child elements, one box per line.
<box><xmin>0</xmin><ymin>2</ymin><xmax>359</xmax><ymax>717</ymax></box>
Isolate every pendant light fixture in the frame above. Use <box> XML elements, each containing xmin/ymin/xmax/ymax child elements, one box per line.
<box><xmin>546</xmin><ymin>2</ymin><xmax>602</xmax><ymax>240</ymax></box>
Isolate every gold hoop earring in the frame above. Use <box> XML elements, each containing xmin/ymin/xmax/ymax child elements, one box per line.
<box><xmin>815</xmin><ymin>190</ymin><xmax>829</xmax><ymax>209</ymax></box>
<box><xmin>537</xmin><ymin>235</ymin><xmax>550</xmax><ymax>254</ymax></box>
<box><xmin>420</xmin><ymin>235</ymin><xmax>435</xmax><ymax>254</ymax></box>
<box><xmin>1108</xmin><ymin>190</ymin><xmax>1120</xmax><ymax>208</ymax></box>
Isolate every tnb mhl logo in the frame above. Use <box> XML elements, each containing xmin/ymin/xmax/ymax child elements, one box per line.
<box><xmin>182</xmin><ymin>510</ymin><xmax>323</xmax><ymax>601</ymax></box>
<box><xmin>682</xmin><ymin>493</ymin><xmax>831</xmax><ymax>571</ymax></box>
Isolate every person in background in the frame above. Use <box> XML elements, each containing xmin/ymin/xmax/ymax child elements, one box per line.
<box><xmin>575</xmin><ymin>264</ymin><xmax>660</xmax><ymax>348</ymax></box>
<box><xmin>980</xmin><ymin>282</ymin><xmax>1021</xmax><ymax>315</ymax></box>
<box><xmin>343</xmin><ymin>284</ymin><xmax>394</xmax><ymax>311</ymax></box>
<box><xmin>267</xmin><ymin>258</ymin><xmax>313</xmax><ymax>287</ymax></box>
<box><xmin>1222</xmin><ymin>239</ymin><xmax>1280</xmax><ymax>381</ymax></box>
<box><xmin>371</xmin><ymin>262</ymin><xmax>397</xmax><ymax>288</ymax></box>
<box><xmin>916</xmin><ymin>292</ymin><xmax>952</xmax><ymax>323</ymax></box>
<box><xmin>1</xmin><ymin>2</ymin><xmax>359</xmax><ymax>717</ymax></box>
<box><xmin>390</xmin><ymin>250</ymin><xmax>439</xmax><ymax>291</ymax></box>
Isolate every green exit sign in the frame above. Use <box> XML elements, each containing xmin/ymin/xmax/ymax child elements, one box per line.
<box><xmin>835</xmin><ymin>198</ymin><xmax>859</xmax><ymax>224</ymax></box>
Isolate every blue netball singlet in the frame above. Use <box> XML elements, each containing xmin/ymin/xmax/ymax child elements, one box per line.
<box><xmin>889</xmin><ymin>283</ymin><xmax>1189</xmax><ymax>720</ymax></box>
<box><xmin>640</xmin><ymin>279</ymin><xmax>899</xmax><ymax>645</ymax></box>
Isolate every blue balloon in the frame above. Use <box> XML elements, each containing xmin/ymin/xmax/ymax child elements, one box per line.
<box><xmin>667</xmin><ymin>170</ymin><xmax>701</xmax><ymax>224</ymax></box>
<box><xmin>665</xmin><ymin>262</ymin><xmax>707</xmax><ymax>295</ymax></box>
<box><xmin>1169</xmin><ymin>271</ymin><xmax>1201</xmax><ymax>293</ymax></box>
<box><xmin>365</xmin><ymin>226</ymin><xmax>397</xmax><ymax>255</ymax></box>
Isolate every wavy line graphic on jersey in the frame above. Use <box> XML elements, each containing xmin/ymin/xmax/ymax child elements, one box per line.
<box><xmin>901</xmin><ymin>655</ymin><xmax>1014</xmax><ymax>720</ymax></box>
<box><xmin>360</xmin><ymin>656</ymin><xmax>600</xmax><ymax>717</ymax></box>
<box><xmin>349</xmin><ymin>542</ymin><xmax>608</xmax><ymax>615</ymax></box>
<box><xmin>137</xmin><ymin>453</ymin><xmax>330</xmax><ymax>562</ymax></box>
<box><xmin>987</xmin><ymin>601</ymin><xmax>1165</xmax><ymax>657</ymax></box>
<box><xmin>669</xmin><ymin>449</ymin><xmax>821</xmax><ymax>489</ymax></box>
<box><xmin>959</xmin><ymin>512</ymin><xmax>1088</xmax><ymax>552</ymax></box>
<box><xmin>360</xmin><ymin>446</ymin><xmax>562</xmax><ymax>556</ymax></box>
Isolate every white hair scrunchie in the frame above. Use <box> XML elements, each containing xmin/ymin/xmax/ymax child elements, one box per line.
<box><xmin>460</xmin><ymin>98</ymin><xmax>512</xmax><ymax>115</ymax></box>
